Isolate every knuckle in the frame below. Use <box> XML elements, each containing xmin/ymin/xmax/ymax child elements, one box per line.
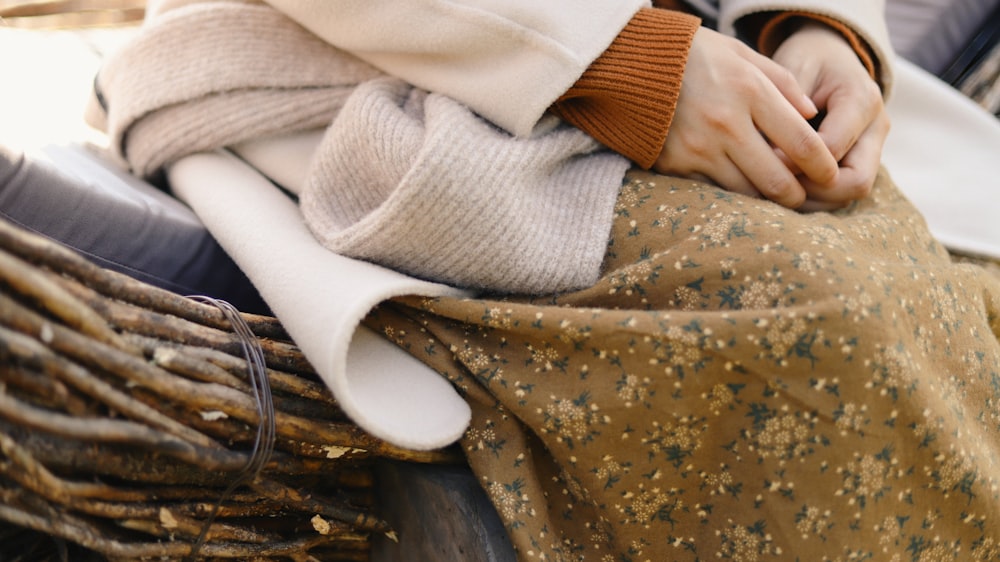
<box><xmin>791</xmin><ymin>129</ymin><xmax>825</xmax><ymax>157</ymax></box>
<box><xmin>860</xmin><ymin>81</ymin><xmax>885</xmax><ymax>116</ymax></box>
<box><xmin>790</xmin><ymin>133</ymin><xmax>837</xmax><ymax>183</ymax></box>
<box><xmin>772</xmin><ymin>66</ymin><xmax>797</xmax><ymax>90</ymax></box>
<box><xmin>675</xmin><ymin>132</ymin><xmax>710</xmax><ymax>161</ymax></box>
<box><xmin>863</xmin><ymin>79</ymin><xmax>883</xmax><ymax>102</ymax></box>
<box><xmin>702</xmin><ymin>104</ymin><xmax>737</xmax><ymax>128</ymax></box>
<box><xmin>878</xmin><ymin>111</ymin><xmax>891</xmax><ymax>135</ymax></box>
<box><xmin>760</xmin><ymin>175</ymin><xmax>803</xmax><ymax>207</ymax></box>
<box><xmin>675</xmin><ymin>127</ymin><xmax>724</xmax><ymax>161</ymax></box>
<box><xmin>728</xmin><ymin>67</ymin><xmax>766</xmax><ymax>98</ymax></box>
<box><xmin>837</xmin><ymin>176</ymin><xmax>873</xmax><ymax>201</ymax></box>
<box><xmin>849</xmin><ymin>178</ymin><xmax>874</xmax><ymax>199</ymax></box>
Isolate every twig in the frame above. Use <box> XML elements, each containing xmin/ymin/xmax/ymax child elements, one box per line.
<box><xmin>0</xmin><ymin>388</ymin><xmax>247</xmax><ymax>470</ymax></box>
<box><xmin>0</xmin><ymin>217</ymin><xmax>287</xmax><ymax>340</ymax></box>
<box><xmin>126</xmin><ymin>333</ymin><xmax>340</xmax><ymax>408</ymax></box>
<box><xmin>0</xmin><ymin>324</ymin><xmax>222</xmax><ymax>449</ymax></box>
<box><xmin>0</xmin><ymin>362</ymin><xmax>90</xmax><ymax>416</ymax></box>
<box><xmin>0</xmin><ymin>501</ymin><xmax>369</xmax><ymax>560</ymax></box>
<box><xmin>57</xmin><ymin>277</ymin><xmax>310</xmax><ymax>374</ymax></box>
<box><xmin>0</xmin><ymin>247</ymin><xmax>137</xmax><ymax>355</ymax></box>
<box><xmin>3</xmin><ymin>292</ymin><xmax>455</xmax><ymax>462</ymax></box>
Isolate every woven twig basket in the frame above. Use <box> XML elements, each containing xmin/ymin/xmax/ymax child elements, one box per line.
<box><xmin>0</xmin><ymin>1</ymin><xmax>145</xmax><ymax>29</ymax></box>
<box><xmin>0</xmin><ymin>216</ymin><xmax>454</xmax><ymax>561</ymax></box>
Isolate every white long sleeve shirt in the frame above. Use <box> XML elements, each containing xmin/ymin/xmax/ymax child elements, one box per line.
<box><xmin>263</xmin><ymin>0</ymin><xmax>893</xmax><ymax>137</ymax></box>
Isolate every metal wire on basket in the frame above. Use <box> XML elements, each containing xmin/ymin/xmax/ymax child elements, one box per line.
<box><xmin>184</xmin><ymin>295</ymin><xmax>276</xmax><ymax>560</ymax></box>
<box><xmin>0</xmin><ymin>215</ymin><xmax>458</xmax><ymax>560</ymax></box>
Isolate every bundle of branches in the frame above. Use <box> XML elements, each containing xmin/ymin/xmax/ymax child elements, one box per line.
<box><xmin>0</xmin><ymin>216</ymin><xmax>457</xmax><ymax>561</ymax></box>
<box><xmin>0</xmin><ymin>0</ymin><xmax>146</xmax><ymax>29</ymax></box>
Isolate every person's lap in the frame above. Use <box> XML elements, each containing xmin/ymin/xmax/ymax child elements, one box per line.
<box><xmin>373</xmin><ymin>169</ymin><xmax>1000</xmax><ymax>560</ymax></box>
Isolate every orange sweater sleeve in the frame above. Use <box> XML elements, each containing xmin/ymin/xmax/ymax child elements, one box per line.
<box><xmin>548</xmin><ymin>7</ymin><xmax>701</xmax><ymax>169</ymax></box>
<box><xmin>755</xmin><ymin>11</ymin><xmax>880</xmax><ymax>84</ymax></box>
<box><xmin>550</xmin><ymin>7</ymin><xmax>880</xmax><ymax>170</ymax></box>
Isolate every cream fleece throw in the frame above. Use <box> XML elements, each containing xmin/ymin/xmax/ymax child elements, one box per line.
<box><xmin>167</xmin><ymin>150</ymin><xmax>474</xmax><ymax>450</ymax></box>
<box><xmin>89</xmin><ymin>0</ymin><xmax>629</xmax><ymax>295</ymax></box>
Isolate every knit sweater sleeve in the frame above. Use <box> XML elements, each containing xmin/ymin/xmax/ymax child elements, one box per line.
<box><xmin>549</xmin><ymin>8</ymin><xmax>701</xmax><ymax>170</ymax></box>
<box><xmin>550</xmin><ymin>8</ymin><xmax>881</xmax><ymax>170</ymax></box>
<box><xmin>752</xmin><ymin>12</ymin><xmax>880</xmax><ymax>86</ymax></box>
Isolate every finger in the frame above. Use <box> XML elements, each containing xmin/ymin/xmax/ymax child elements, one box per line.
<box><xmin>728</xmin><ymin>133</ymin><xmax>807</xmax><ymax>208</ymax></box>
<box><xmin>816</xmin><ymin>81</ymin><xmax>883</xmax><ymax>161</ymax></box>
<box><xmin>661</xmin><ymin>162</ymin><xmax>763</xmax><ymax>201</ymax></box>
<box><xmin>743</xmin><ymin>47</ymin><xmax>819</xmax><ymax>120</ymax></box>
<box><xmin>701</xmin><ymin>163</ymin><xmax>763</xmax><ymax>200</ymax></box>
<box><xmin>804</xmin><ymin>113</ymin><xmax>889</xmax><ymax>203</ymax></box>
<box><xmin>752</xmin><ymin>88</ymin><xmax>839</xmax><ymax>188</ymax></box>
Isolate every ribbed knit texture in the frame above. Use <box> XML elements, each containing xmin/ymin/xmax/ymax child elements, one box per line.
<box><xmin>90</xmin><ymin>1</ymin><xmax>383</xmax><ymax>177</ymax></box>
<box><xmin>756</xmin><ymin>11</ymin><xmax>880</xmax><ymax>84</ymax></box>
<box><xmin>550</xmin><ymin>8</ymin><xmax>701</xmax><ymax>169</ymax></box>
<box><xmin>91</xmin><ymin>0</ymin><xmax>630</xmax><ymax>294</ymax></box>
<box><xmin>301</xmin><ymin>78</ymin><xmax>628</xmax><ymax>293</ymax></box>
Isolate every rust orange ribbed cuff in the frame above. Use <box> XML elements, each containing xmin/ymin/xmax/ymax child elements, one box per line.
<box><xmin>757</xmin><ymin>11</ymin><xmax>879</xmax><ymax>84</ymax></box>
<box><xmin>550</xmin><ymin>8</ymin><xmax>701</xmax><ymax>169</ymax></box>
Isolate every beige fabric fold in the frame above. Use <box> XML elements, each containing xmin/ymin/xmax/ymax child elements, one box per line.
<box><xmin>89</xmin><ymin>0</ymin><xmax>630</xmax><ymax>295</ymax></box>
<box><xmin>88</xmin><ymin>1</ymin><xmax>380</xmax><ymax>177</ymax></box>
<box><xmin>167</xmin><ymin>151</ymin><xmax>473</xmax><ymax>450</ymax></box>
<box><xmin>301</xmin><ymin>78</ymin><xmax>628</xmax><ymax>292</ymax></box>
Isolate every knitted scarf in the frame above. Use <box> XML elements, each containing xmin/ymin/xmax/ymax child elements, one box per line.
<box><xmin>89</xmin><ymin>0</ymin><xmax>630</xmax><ymax>294</ymax></box>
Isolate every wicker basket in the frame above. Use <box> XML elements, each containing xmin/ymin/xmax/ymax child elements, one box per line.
<box><xmin>0</xmin><ymin>215</ymin><xmax>455</xmax><ymax>561</ymax></box>
<box><xmin>0</xmin><ymin>1</ymin><xmax>145</xmax><ymax>29</ymax></box>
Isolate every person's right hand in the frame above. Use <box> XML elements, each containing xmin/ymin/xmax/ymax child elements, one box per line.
<box><xmin>653</xmin><ymin>27</ymin><xmax>840</xmax><ymax>209</ymax></box>
<box><xmin>771</xmin><ymin>22</ymin><xmax>890</xmax><ymax>211</ymax></box>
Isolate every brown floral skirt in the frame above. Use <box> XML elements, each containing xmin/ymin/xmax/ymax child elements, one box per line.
<box><xmin>366</xmin><ymin>169</ymin><xmax>1000</xmax><ymax>561</ymax></box>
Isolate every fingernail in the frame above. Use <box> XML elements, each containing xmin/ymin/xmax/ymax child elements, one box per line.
<box><xmin>803</xmin><ymin>95</ymin><xmax>818</xmax><ymax>115</ymax></box>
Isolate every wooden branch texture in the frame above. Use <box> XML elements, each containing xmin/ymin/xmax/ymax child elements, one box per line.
<box><xmin>0</xmin><ymin>217</ymin><xmax>458</xmax><ymax>560</ymax></box>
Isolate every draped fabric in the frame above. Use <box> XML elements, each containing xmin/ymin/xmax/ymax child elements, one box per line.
<box><xmin>366</xmin><ymin>169</ymin><xmax>1000</xmax><ymax>561</ymax></box>
<box><xmin>90</xmin><ymin>3</ymin><xmax>1000</xmax><ymax>559</ymax></box>
<box><xmin>90</xmin><ymin>0</ymin><xmax>629</xmax><ymax>296</ymax></box>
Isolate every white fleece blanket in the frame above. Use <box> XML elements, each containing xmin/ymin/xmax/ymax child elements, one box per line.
<box><xmin>883</xmin><ymin>58</ymin><xmax>1000</xmax><ymax>257</ymax></box>
<box><xmin>168</xmin><ymin>57</ymin><xmax>1000</xmax><ymax>451</ymax></box>
<box><xmin>167</xmin><ymin>151</ymin><xmax>473</xmax><ymax>451</ymax></box>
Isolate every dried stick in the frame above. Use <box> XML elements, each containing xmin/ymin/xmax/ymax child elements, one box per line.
<box><xmin>54</xmin><ymin>274</ymin><xmax>311</xmax><ymax>374</ymax></box>
<box><xmin>0</xmin><ymin>431</ymin><xmax>137</xmax><ymax>501</ymax></box>
<box><xmin>1</xmin><ymin>430</ymin><xmax>384</xmax><ymax>536</ymax></box>
<box><xmin>0</xmin><ymin>324</ymin><xmax>222</xmax><ymax>449</ymax></box>
<box><xmin>0</xmin><ymin>363</ymin><xmax>90</xmax><ymax>416</ymax></box>
<box><xmin>128</xmin><ymin>337</ymin><xmax>345</xmax><ymax>422</ymax></box>
<box><xmin>0</xmin><ymin>388</ymin><xmax>247</xmax><ymax>470</ymax></box>
<box><xmin>0</xmin><ymin>247</ymin><xmax>137</xmax><ymax>354</ymax></box>
<box><xmin>0</xmin><ymin>470</ymin><xmax>271</xmax><ymax>538</ymax></box>
<box><xmin>151</xmin><ymin>346</ymin><xmax>250</xmax><ymax>390</ymax></box>
<box><xmin>126</xmin><ymin>333</ymin><xmax>340</xmax><ymax>408</ymax></box>
<box><xmin>0</xmin><ymin>421</ymin><xmax>362</xmax><ymax>484</ymax></box>
<box><xmin>250</xmin><ymin>477</ymin><xmax>389</xmax><ymax>533</ymax></box>
<box><xmin>116</xmin><ymin>510</ymin><xmax>279</xmax><ymax>544</ymax></box>
<box><xmin>2</xmin><ymin>292</ymin><xmax>455</xmax><ymax>463</ymax></box>
<box><xmin>0</xmin><ymin>501</ymin><xmax>369</xmax><ymax>560</ymax></box>
<box><xmin>0</xmin><ymin>217</ymin><xmax>287</xmax><ymax>340</ymax></box>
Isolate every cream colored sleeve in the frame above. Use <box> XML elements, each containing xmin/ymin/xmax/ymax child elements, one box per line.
<box><xmin>718</xmin><ymin>0</ymin><xmax>895</xmax><ymax>96</ymax></box>
<box><xmin>262</xmin><ymin>0</ymin><xmax>649</xmax><ymax>137</ymax></box>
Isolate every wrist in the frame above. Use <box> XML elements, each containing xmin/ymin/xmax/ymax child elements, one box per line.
<box><xmin>760</xmin><ymin>12</ymin><xmax>879</xmax><ymax>85</ymax></box>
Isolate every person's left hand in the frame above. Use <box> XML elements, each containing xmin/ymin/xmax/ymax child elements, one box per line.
<box><xmin>771</xmin><ymin>21</ymin><xmax>890</xmax><ymax>211</ymax></box>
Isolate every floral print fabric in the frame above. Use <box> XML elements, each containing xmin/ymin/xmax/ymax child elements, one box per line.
<box><xmin>367</xmin><ymin>169</ymin><xmax>1000</xmax><ymax>561</ymax></box>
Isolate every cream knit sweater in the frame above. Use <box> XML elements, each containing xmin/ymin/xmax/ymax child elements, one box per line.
<box><xmin>90</xmin><ymin>0</ymin><xmax>630</xmax><ymax>294</ymax></box>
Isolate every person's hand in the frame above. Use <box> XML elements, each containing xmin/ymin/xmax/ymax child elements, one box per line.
<box><xmin>654</xmin><ymin>27</ymin><xmax>838</xmax><ymax>209</ymax></box>
<box><xmin>771</xmin><ymin>22</ymin><xmax>890</xmax><ymax>211</ymax></box>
